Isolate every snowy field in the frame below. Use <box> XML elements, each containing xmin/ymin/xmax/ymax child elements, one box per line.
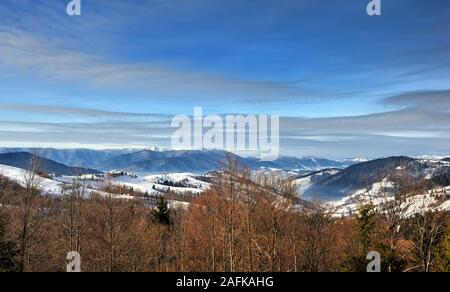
<box><xmin>0</xmin><ymin>164</ymin><xmax>65</xmax><ymax>195</ymax></box>
<box><xmin>0</xmin><ymin>164</ymin><xmax>210</xmax><ymax>199</ymax></box>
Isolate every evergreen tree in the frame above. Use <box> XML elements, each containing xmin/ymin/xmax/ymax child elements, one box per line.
<box><xmin>151</xmin><ymin>196</ymin><xmax>171</xmax><ymax>226</ymax></box>
<box><xmin>357</xmin><ymin>206</ymin><xmax>377</xmax><ymax>251</ymax></box>
<box><xmin>341</xmin><ymin>205</ymin><xmax>377</xmax><ymax>272</ymax></box>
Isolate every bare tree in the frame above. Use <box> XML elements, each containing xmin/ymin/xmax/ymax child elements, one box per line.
<box><xmin>61</xmin><ymin>176</ymin><xmax>87</xmax><ymax>254</ymax></box>
<box><xmin>409</xmin><ymin>206</ymin><xmax>446</xmax><ymax>272</ymax></box>
<box><xmin>297</xmin><ymin>204</ymin><xmax>336</xmax><ymax>272</ymax></box>
<box><xmin>17</xmin><ymin>154</ymin><xmax>44</xmax><ymax>272</ymax></box>
<box><xmin>375</xmin><ymin>170</ymin><xmax>415</xmax><ymax>272</ymax></box>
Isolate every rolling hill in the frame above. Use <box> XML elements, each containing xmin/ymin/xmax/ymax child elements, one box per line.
<box><xmin>0</xmin><ymin>152</ymin><xmax>102</xmax><ymax>176</ymax></box>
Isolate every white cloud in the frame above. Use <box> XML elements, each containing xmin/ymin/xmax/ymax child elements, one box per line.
<box><xmin>0</xmin><ymin>27</ymin><xmax>317</xmax><ymax>103</ymax></box>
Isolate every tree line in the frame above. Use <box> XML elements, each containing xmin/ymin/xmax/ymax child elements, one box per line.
<box><xmin>0</xmin><ymin>159</ymin><xmax>449</xmax><ymax>272</ymax></box>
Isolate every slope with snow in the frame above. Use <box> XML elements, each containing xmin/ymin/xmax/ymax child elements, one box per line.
<box><xmin>297</xmin><ymin>157</ymin><xmax>450</xmax><ymax>201</ymax></box>
<box><xmin>114</xmin><ymin>173</ymin><xmax>210</xmax><ymax>195</ymax></box>
<box><xmin>327</xmin><ymin>182</ymin><xmax>450</xmax><ymax>218</ymax></box>
<box><xmin>294</xmin><ymin>169</ymin><xmax>340</xmax><ymax>200</ymax></box>
<box><xmin>0</xmin><ymin>159</ymin><xmax>211</xmax><ymax>200</ymax></box>
<box><xmin>0</xmin><ymin>164</ymin><xmax>64</xmax><ymax>195</ymax></box>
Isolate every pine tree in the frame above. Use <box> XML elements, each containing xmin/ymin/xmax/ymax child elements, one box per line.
<box><xmin>341</xmin><ymin>205</ymin><xmax>377</xmax><ymax>272</ymax></box>
<box><xmin>357</xmin><ymin>206</ymin><xmax>377</xmax><ymax>251</ymax></box>
<box><xmin>152</xmin><ymin>196</ymin><xmax>171</xmax><ymax>226</ymax></box>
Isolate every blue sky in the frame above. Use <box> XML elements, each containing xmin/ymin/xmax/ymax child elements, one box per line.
<box><xmin>0</xmin><ymin>0</ymin><xmax>450</xmax><ymax>158</ymax></box>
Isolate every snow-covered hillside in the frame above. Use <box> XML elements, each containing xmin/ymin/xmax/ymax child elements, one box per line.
<box><xmin>2</xmin><ymin>155</ymin><xmax>449</xmax><ymax>217</ymax></box>
<box><xmin>327</xmin><ymin>181</ymin><xmax>450</xmax><ymax>218</ymax></box>
<box><xmin>0</xmin><ymin>164</ymin><xmax>209</xmax><ymax>199</ymax></box>
<box><xmin>294</xmin><ymin>169</ymin><xmax>340</xmax><ymax>200</ymax></box>
<box><xmin>295</xmin><ymin>157</ymin><xmax>450</xmax><ymax>201</ymax></box>
<box><xmin>112</xmin><ymin>173</ymin><xmax>210</xmax><ymax>195</ymax></box>
<box><xmin>0</xmin><ymin>164</ymin><xmax>64</xmax><ymax>195</ymax></box>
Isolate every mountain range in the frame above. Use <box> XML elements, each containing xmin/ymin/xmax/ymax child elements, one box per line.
<box><xmin>0</xmin><ymin>148</ymin><xmax>134</xmax><ymax>169</ymax></box>
<box><xmin>296</xmin><ymin>156</ymin><xmax>450</xmax><ymax>201</ymax></box>
<box><xmin>0</xmin><ymin>149</ymin><xmax>449</xmax><ymax>205</ymax></box>
<box><xmin>0</xmin><ymin>152</ymin><xmax>101</xmax><ymax>176</ymax></box>
<box><xmin>0</xmin><ymin>148</ymin><xmax>356</xmax><ymax>174</ymax></box>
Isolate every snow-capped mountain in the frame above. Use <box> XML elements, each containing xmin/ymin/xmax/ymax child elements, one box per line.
<box><xmin>0</xmin><ymin>148</ymin><xmax>358</xmax><ymax>174</ymax></box>
<box><xmin>99</xmin><ymin>149</ymin><xmax>250</xmax><ymax>174</ymax></box>
<box><xmin>1</xmin><ymin>150</ymin><xmax>449</xmax><ymax>217</ymax></box>
<box><xmin>265</xmin><ymin>156</ymin><xmax>348</xmax><ymax>171</ymax></box>
<box><xmin>98</xmin><ymin>150</ymin><xmax>354</xmax><ymax>174</ymax></box>
<box><xmin>338</xmin><ymin>156</ymin><xmax>370</xmax><ymax>166</ymax></box>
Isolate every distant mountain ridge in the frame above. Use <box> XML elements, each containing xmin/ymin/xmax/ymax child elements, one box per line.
<box><xmin>100</xmin><ymin>150</ymin><xmax>354</xmax><ymax>173</ymax></box>
<box><xmin>269</xmin><ymin>156</ymin><xmax>349</xmax><ymax>170</ymax></box>
<box><xmin>0</xmin><ymin>148</ymin><xmax>363</xmax><ymax>174</ymax></box>
<box><xmin>0</xmin><ymin>148</ymin><xmax>135</xmax><ymax>169</ymax></box>
<box><xmin>1</xmin><ymin>149</ymin><xmax>449</xmax><ymax>208</ymax></box>
<box><xmin>0</xmin><ymin>152</ymin><xmax>102</xmax><ymax>176</ymax></box>
<box><xmin>101</xmin><ymin>150</ymin><xmax>253</xmax><ymax>173</ymax></box>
